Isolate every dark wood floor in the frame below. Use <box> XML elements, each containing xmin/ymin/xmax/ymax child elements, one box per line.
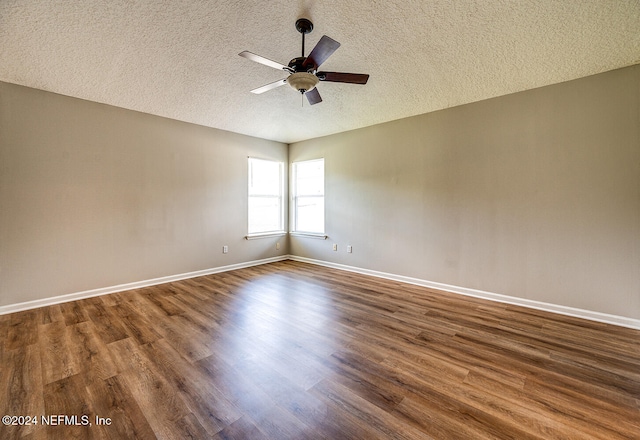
<box><xmin>1</xmin><ymin>260</ymin><xmax>638</xmax><ymax>439</ymax></box>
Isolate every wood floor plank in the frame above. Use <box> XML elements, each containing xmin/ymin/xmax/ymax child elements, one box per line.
<box><xmin>138</xmin><ymin>338</ymin><xmax>242</xmax><ymax>435</ymax></box>
<box><xmin>195</xmin><ymin>353</ymin><xmax>280</xmax><ymax>423</ymax></box>
<box><xmin>384</xmin><ymin>353</ymin><xmax>607</xmax><ymax>440</ymax></box>
<box><xmin>140</xmin><ymin>285</ymin><xmax>185</xmax><ymax>316</ymax></box>
<box><xmin>38</xmin><ymin>321</ymin><xmax>79</xmax><ymax>385</ymax></box>
<box><xmin>0</xmin><ymin>312</ymin><xmax>10</xmax><ymax>335</ymax></box>
<box><xmin>82</xmin><ymin>297</ymin><xmax>129</xmax><ymax>345</ymax></box>
<box><xmin>109</xmin><ymin>300</ymin><xmax>162</xmax><ymax>346</ymax></box>
<box><xmin>42</xmin><ymin>374</ymin><xmax>102</xmax><ymax>440</ymax></box>
<box><xmin>127</xmin><ymin>292</ymin><xmax>213</xmax><ymax>362</ymax></box>
<box><xmin>5</xmin><ymin>310</ymin><xmax>39</xmax><ymax>350</ymax></box>
<box><xmin>309</xmin><ymin>378</ymin><xmax>432</xmax><ymax>440</ymax></box>
<box><xmin>392</xmin><ymin>394</ymin><xmax>489</xmax><ymax>440</ymax></box>
<box><xmin>64</xmin><ymin>321</ymin><xmax>119</xmax><ymax>382</ymax></box>
<box><xmin>249</xmin><ymin>404</ymin><xmax>318</xmax><ymax>440</ymax></box>
<box><xmin>174</xmin><ymin>412</ymin><xmax>210</xmax><ymax>439</ymax></box>
<box><xmin>107</xmin><ymin>337</ymin><xmax>193</xmax><ymax>439</ymax></box>
<box><xmin>0</xmin><ymin>344</ymin><xmax>44</xmax><ymax>439</ymax></box>
<box><xmin>212</xmin><ymin>415</ymin><xmax>271</xmax><ymax>440</ymax></box>
<box><xmin>318</xmin><ymin>350</ymin><xmax>407</xmax><ymax>413</ymax></box>
<box><xmin>85</xmin><ymin>374</ymin><xmax>157</xmax><ymax>440</ymax></box>
<box><xmin>59</xmin><ymin>301</ymin><xmax>89</xmax><ymax>327</ymax></box>
<box><xmin>1</xmin><ymin>260</ymin><xmax>638</xmax><ymax>439</ymax></box>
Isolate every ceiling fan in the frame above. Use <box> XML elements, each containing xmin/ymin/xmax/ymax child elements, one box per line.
<box><xmin>239</xmin><ymin>18</ymin><xmax>369</xmax><ymax>105</ymax></box>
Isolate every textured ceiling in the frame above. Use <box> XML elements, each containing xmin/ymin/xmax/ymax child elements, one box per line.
<box><xmin>1</xmin><ymin>1</ymin><xmax>639</xmax><ymax>144</ymax></box>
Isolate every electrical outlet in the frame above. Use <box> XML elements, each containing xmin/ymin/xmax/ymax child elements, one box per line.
<box><xmin>276</xmin><ymin>242</ymin><xmax>280</xmax><ymax>250</ymax></box>
<box><xmin>332</xmin><ymin>244</ymin><xmax>338</xmax><ymax>251</ymax></box>
<box><xmin>347</xmin><ymin>245</ymin><xmax>352</xmax><ymax>253</ymax></box>
<box><xmin>223</xmin><ymin>245</ymin><xmax>228</xmax><ymax>254</ymax></box>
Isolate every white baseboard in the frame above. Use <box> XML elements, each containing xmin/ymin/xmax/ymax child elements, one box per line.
<box><xmin>288</xmin><ymin>256</ymin><xmax>640</xmax><ymax>330</ymax></box>
<box><xmin>0</xmin><ymin>256</ymin><xmax>290</xmax><ymax>316</ymax></box>
<box><xmin>3</xmin><ymin>254</ymin><xmax>639</xmax><ymax>330</ymax></box>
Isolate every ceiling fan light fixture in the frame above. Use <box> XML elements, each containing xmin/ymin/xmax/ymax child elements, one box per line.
<box><xmin>240</xmin><ymin>19</ymin><xmax>369</xmax><ymax>105</ymax></box>
<box><xmin>286</xmin><ymin>72</ymin><xmax>319</xmax><ymax>93</ymax></box>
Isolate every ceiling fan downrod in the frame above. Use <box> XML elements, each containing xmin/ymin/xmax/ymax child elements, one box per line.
<box><xmin>295</xmin><ymin>18</ymin><xmax>314</xmax><ymax>58</ymax></box>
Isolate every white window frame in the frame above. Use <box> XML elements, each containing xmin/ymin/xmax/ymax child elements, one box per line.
<box><xmin>247</xmin><ymin>157</ymin><xmax>285</xmax><ymax>238</ymax></box>
<box><xmin>291</xmin><ymin>158</ymin><xmax>325</xmax><ymax>236</ymax></box>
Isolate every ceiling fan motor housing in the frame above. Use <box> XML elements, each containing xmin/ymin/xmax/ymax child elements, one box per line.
<box><xmin>288</xmin><ymin>57</ymin><xmax>315</xmax><ymax>73</ymax></box>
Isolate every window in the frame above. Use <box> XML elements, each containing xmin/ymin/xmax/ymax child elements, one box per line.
<box><xmin>292</xmin><ymin>158</ymin><xmax>324</xmax><ymax>234</ymax></box>
<box><xmin>248</xmin><ymin>158</ymin><xmax>284</xmax><ymax>235</ymax></box>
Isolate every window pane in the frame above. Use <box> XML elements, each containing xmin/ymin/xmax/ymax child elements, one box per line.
<box><xmin>249</xmin><ymin>158</ymin><xmax>281</xmax><ymax>196</ymax></box>
<box><xmin>293</xmin><ymin>158</ymin><xmax>324</xmax><ymax>234</ymax></box>
<box><xmin>249</xmin><ymin>197</ymin><xmax>281</xmax><ymax>233</ymax></box>
<box><xmin>248</xmin><ymin>158</ymin><xmax>283</xmax><ymax>234</ymax></box>
<box><xmin>295</xmin><ymin>160</ymin><xmax>324</xmax><ymax>195</ymax></box>
<box><xmin>296</xmin><ymin>196</ymin><xmax>324</xmax><ymax>233</ymax></box>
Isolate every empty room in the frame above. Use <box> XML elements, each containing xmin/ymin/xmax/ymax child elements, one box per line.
<box><xmin>1</xmin><ymin>1</ymin><xmax>639</xmax><ymax>439</ymax></box>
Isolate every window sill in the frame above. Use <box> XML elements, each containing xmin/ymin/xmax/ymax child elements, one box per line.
<box><xmin>245</xmin><ymin>231</ymin><xmax>287</xmax><ymax>240</ymax></box>
<box><xmin>289</xmin><ymin>232</ymin><xmax>328</xmax><ymax>240</ymax></box>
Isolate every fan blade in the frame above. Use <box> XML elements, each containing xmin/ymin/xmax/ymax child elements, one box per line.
<box><xmin>250</xmin><ymin>78</ymin><xmax>287</xmax><ymax>94</ymax></box>
<box><xmin>317</xmin><ymin>72</ymin><xmax>369</xmax><ymax>84</ymax></box>
<box><xmin>302</xmin><ymin>35</ymin><xmax>340</xmax><ymax>69</ymax></box>
<box><xmin>305</xmin><ymin>88</ymin><xmax>322</xmax><ymax>105</ymax></box>
<box><xmin>239</xmin><ymin>51</ymin><xmax>288</xmax><ymax>71</ymax></box>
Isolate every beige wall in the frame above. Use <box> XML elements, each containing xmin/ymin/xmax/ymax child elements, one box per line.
<box><xmin>290</xmin><ymin>65</ymin><xmax>640</xmax><ymax>320</ymax></box>
<box><xmin>0</xmin><ymin>82</ymin><xmax>288</xmax><ymax>307</ymax></box>
<box><xmin>2</xmin><ymin>65</ymin><xmax>639</xmax><ymax>320</ymax></box>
